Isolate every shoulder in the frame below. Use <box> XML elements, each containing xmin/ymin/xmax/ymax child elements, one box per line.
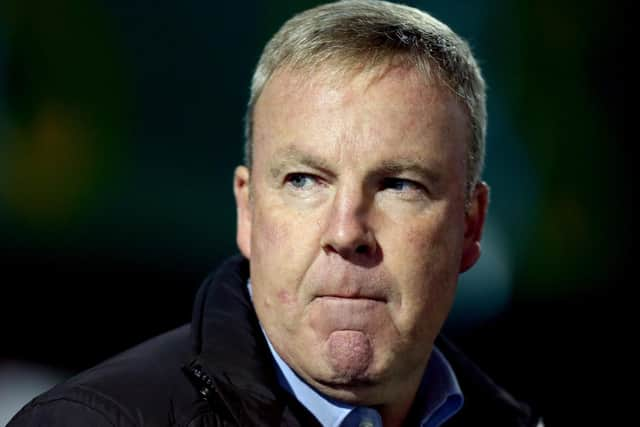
<box><xmin>8</xmin><ymin>325</ymin><xmax>209</xmax><ymax>427</ymax></box>
<box><xmin>8</xmin><ymin>385</ymin><xmax>140</xmax><ymax>427</ymax></box>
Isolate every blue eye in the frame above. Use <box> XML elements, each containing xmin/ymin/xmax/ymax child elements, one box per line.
<box><xmin>383</xmin><ymin>178</ymin><xmax>419</xmax><ymax>192</ymax></box>
<box><xmin>285</xmin><ymin>173</ymin><xmax>317</xmax><ymax>190</ymax></box>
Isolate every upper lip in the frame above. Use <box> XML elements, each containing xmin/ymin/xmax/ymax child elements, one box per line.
<box><xmin>309</xmin><ymin>267</ymin><xmax>388</xmax><ymax>301</ymax></box>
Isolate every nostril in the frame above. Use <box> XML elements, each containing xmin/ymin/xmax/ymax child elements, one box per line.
<box><xmin>355</xmin><ymin>244</ymin><xmax>368</xmax><ymax>254</ymax></box>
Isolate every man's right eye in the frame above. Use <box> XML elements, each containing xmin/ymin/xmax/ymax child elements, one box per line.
<box><xmin>284</xmin><ymin>173</ymin><xmax>318</xmax><ymax>190</ymax></box>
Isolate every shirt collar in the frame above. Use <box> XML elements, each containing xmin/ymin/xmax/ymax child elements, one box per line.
<box><xmin>248</xmin><ymin>280</ymin><xmax>463</xmax><ymax>426</ymax></box>
<box><xmin>416</xmin><ymin>346</ymin><xmax>464</xmax><ymax>427</ymax></box>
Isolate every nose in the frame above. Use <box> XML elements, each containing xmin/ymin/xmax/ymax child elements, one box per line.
<box><xmin>320</xmin><ymin>186</ymin><xmax>378</xmax><ymax>261</ymax></box>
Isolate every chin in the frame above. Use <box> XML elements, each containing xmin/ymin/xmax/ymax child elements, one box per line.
<box><xmin>304</xmin><ymin>357</ymin><xmax>385</xmax><ymax>394</ymax></box>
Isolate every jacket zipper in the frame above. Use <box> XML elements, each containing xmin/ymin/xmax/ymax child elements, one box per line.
<box><xmin>183</xmin><ymin>362</ymin><xmax>247</xmax><ymax>425</ymax></box>
<box><xmin>184</xmin><ymin>363</ymin><xmax>216</xmax><ymax>400</ymax></box>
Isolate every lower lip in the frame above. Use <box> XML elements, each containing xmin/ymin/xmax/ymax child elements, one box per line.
<box><xmin>314</xmin><ymin>296</ymin><xmax>385</xmax><ymax>308</ymax></box>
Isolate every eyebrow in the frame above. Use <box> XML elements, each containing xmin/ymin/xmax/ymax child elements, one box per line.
<box><xmin>377</xmin><ymin>159</ymin><xmax>442</xmax><ymax>184</ymax></box>
<box><xmin>269</xmin><ymin>147</ymin><xmax>334</xmax><ymax>178</ymax></box>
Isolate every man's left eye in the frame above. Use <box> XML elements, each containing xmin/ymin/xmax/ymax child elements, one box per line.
<box><xmin>381</xmin><ymin>177</ymin><xmax>424</xmax><ymax>193</ymax></box>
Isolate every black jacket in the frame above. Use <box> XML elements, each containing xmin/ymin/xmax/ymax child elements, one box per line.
<box><xmin>8</xmin><ymin>255</ymin><xmax>541</xmax><ymax>426</ymax></box>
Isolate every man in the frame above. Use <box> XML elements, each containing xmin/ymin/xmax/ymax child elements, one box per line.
<box><xmin>9</xmin><ymin>0</ymin><xmax>541</xmax><ymax>426</ymax></box>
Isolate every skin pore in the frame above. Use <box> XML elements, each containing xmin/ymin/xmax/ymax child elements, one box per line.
<box><xmin>234</xmin><ymin>63</ymin><xmax>488</xmax><ymax>426</ymax></box>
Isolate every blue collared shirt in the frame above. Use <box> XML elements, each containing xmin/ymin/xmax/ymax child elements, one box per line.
<box><xmin>248</xmin><ymin>281</ymin><xmax>463</xmax><ymax>426</ymax></box>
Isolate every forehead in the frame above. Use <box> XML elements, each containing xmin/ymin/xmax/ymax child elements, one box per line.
<box><xmin>257</xmin><ymin>62</ymin><xmax>448</xmax><ymax>116</ymax></box>
<box><xmin>252</xmin><ymin>63</ymin><xmax>470</xmax><ymax>172</ymax></box>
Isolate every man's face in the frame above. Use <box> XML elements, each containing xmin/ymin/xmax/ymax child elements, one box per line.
<box><xmin>234</xmin><ymin>64</ymin><xmax>487</xmax><ymax>408</ymax></box>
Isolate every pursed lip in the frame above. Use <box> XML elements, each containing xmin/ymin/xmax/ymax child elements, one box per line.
<box><xmin>313</xmin><ymin>293</ymin><xmax>387</xmax><ymax>303</ymax></box>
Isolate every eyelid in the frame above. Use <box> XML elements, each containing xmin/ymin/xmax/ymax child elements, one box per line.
<box><xmin>382</xmin><ymin>177</ymin><xmax>427</xmax><ymax>191</ymax></box>
<box><xmin>379</xmin><ymin>177</ymin><xmax>432</xmax><ymax>203</ymax></box>
<box><xmin>284</xmin><ymin>171</ymin><xmax>318</xmax><ymax>181</ymax></box>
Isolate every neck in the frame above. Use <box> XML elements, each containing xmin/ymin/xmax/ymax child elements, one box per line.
<box><xmin>376</xmin><ymin>404</ymin><xmax>411</xmax><ymax>427</ymax></box>
<box><xmin>374</xmin><ymin>373</ymin><xmax>424</xmax><ymax>427</ymax></box>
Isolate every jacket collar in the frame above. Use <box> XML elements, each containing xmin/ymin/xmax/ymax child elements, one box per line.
<box><xmin>190</xmin><ymin>255</ymin><xmax>275</xmax><ymax>393</ymax></box>
<box><xmin>187</xmin><ymin>255</ymin><xmax>319</xmax><ymax>426</ymax></box>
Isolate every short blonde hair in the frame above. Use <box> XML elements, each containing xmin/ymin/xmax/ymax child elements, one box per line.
<box><xmin>244</xmin><ymin>0</ymin><xmax>486</xmax><ymax>197</ymax></box>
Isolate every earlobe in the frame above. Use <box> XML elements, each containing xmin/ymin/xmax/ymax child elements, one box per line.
<box><xmin>459</xmin><ymin>182</ymin><xmax>489</xmax><ymax>273</ymax></box>
<box><xmin>234</xmin><ymin>166</ymin><xmax>252</xmax><ymax>259</ymax></box>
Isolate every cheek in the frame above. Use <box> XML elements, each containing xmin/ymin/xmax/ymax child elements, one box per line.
<box><xmin>418</xmin><ymin>209</ymin><xmax>464</xmax><ymax>260</ymax></box>
<box><xmin>389</xmin><ymin>222</ymin><xmax>461</xmax><ymax>343</ymax></box>
<box><xmin>395</xmin><ymin>214</ymin><xmax>461</xmax><ymax>259</ymax></box>
<box><xmin>252</xmin><ymin>192</ymin><xmax>325</xmax><ymax>258</ymax></box>
<box><xmin>390</xmin><ymin>212</ymin><xmax>465</xmax><ymax>297</ymax></box>
<box><xmin>252</xmin><ymin>204</ymin><xmax>289</xmax><ymax>254</ymax></box>
<box><xmin>250</xmin><ymin>199</ymin><xmax>318</xmax><ymax>307</ymax></box>
<box><xmin>277</xmin><ymin>289</ymin><xmax>298</xmax><ymax>306</ymax></box>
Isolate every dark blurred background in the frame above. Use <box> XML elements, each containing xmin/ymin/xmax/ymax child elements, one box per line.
<box><xmin>0</xmin><ymin>0</ymin><xmax>628</xmax><ymax>425</ymax></box>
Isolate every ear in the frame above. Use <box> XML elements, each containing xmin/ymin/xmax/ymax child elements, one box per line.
<box><xmin>234</xmin><ymin>166</ymin><xmax>252</xmax><ymax>259</ymax></box>
<box><xmin>459</xmin><ymin>181</ymin><xmax>489</xmax><ymax>273</ymax></box>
